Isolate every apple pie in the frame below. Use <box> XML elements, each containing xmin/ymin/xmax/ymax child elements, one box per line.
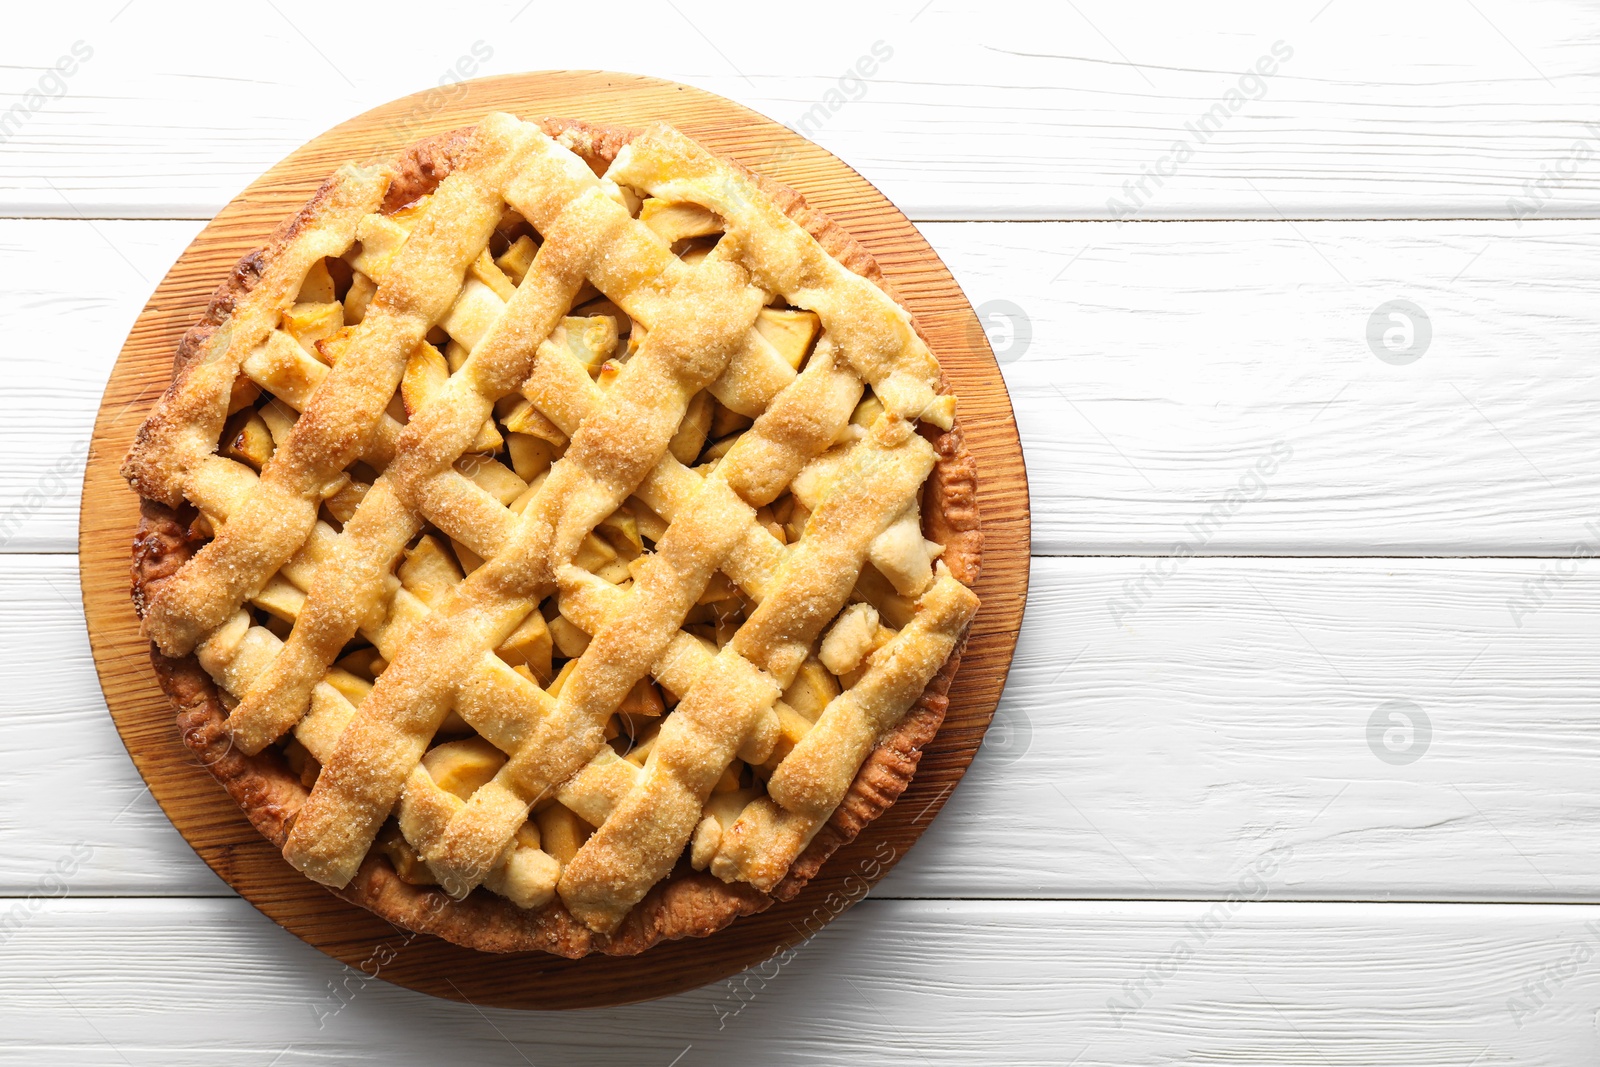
<box><xmin>123</xmin><ymin>112</ymin><xmax>981</xmax><ymax>956</ymax></box>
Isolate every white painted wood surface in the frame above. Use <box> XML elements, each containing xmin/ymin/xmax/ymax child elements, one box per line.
<box><xmin>6</xmin><ymin>0</ymin><xmax>1600</xmax><ymax>1061</ymax></box>
<box><xmin>7</xmin><ymin>899</ymin><xmax>1600</xmax><ymax>1066</ymax></box>
<box><xmin>6</xmin><ymin>0</ymin><xmax>1600</xmax><ymax>220</ymax></box>
<box><xmin>11</xmin><ymin>553</ymin><xmax>1600</xmax><ymax>900</ymax></box>
<box><xmin>9</xmin><ymin>218</ymin><xmax>1600</xmax><ymax>555</ymax></box>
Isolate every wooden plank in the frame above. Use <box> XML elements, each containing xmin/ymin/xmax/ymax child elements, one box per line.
<box><xmin>0</xmin><ymin>220</ymin><xmax>198</xmax><ymax>552</ymax></box>
<box><xmin>21</xmin><ymin>217</ymin><xmax>1600</xmax><ymax>554</ymax></box>
<box><xmin>18</xmin><ymin>554</ymin><xmax>1600</xmax><ymax>900</ymax></box>
<box><xmin>3</xmin><ymin>897</ymin><xmax>1599</xmax><ymax>1062</ymax></box>
<box><xmin>0</xmin><ymin>555</ymin><xmax>225</xmax><ymax>896</ymax></box>
<box><xmin>73</xmin><ymin>73</ymin><xmax>1028</xmax><ymax>1007</ymax></box>
<box><xmin>6</xmin><ymin>2</ymin><xmax>1600</xmax><ymax>220</ymax></box>
<box><xmin>889</xmin><ymin>555</ymin><xmax>1600</xmax><ymax>900</ymax></box>
<box><xmin>967</xmin><ymin>218</ymin><xmax>1600</xmax><ymax>554</ymax></box>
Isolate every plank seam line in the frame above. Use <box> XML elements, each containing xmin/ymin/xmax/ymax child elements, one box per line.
<box><xmin>18</xmin><ymin>550</ymin><xmax>1600</xmax><ymax>561</ymax></box>
<box><xmin>11</xmin><ymin>894</ymin><xmax>1600</xmax><ymax>905</ymax></box>
<box><xmin>8</xmin><ymin>213</ymin><xmax>1600</xmax><ymax>225</ymax></box>
<box><xmin>1027</xmin><ymin>552</ymin><xmax>1600</xmax><ymax>561</ymax></box>
<box><xmin>911</xmin><ymin>215</ymin><xmax>1600</xmax><ymax>224</ymax></box>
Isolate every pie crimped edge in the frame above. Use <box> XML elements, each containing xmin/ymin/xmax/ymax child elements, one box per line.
<box><xmin>126</xmin><ymin>117</ymin><xmax>982</xmax><ymax>958</ymax></box>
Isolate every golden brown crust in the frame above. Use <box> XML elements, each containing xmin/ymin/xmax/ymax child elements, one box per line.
<box><xmin>122</xmin><ymin>175</ymin><xmax>351</xmax><ymax>507</ymax></box>
<box><xmin>378</xmin><ymin>127</ymin><xmax>478</xmax><ymax>213</ymax></box>
<box><xmin>127</xmin><ymin>118</ymin><xmax>982</xmax><ymax>956</ymax></box>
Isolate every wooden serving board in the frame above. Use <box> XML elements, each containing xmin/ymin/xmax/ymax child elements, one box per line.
<box><xmin>78</xmin><ymin>71</ymin><xmax>1030</xmax><ymax>1009</ymax></box>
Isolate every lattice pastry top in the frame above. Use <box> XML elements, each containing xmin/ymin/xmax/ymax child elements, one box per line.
<box><xmin>125</xmin><ymin>113</ymin><xmax>981</xmax><ymax>955</ymax></box>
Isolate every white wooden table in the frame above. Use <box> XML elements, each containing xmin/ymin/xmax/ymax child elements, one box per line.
<box><xmin>5</xmin><ymin>0</ymin><xmax>1600</xmax><ymax>1061</ymax></box>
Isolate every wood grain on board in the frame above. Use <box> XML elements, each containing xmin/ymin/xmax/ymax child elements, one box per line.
<box><xmin>76</xmin><ymin>72</ymin><xmax>1028</xmax><ymax>1008</ymax></box>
